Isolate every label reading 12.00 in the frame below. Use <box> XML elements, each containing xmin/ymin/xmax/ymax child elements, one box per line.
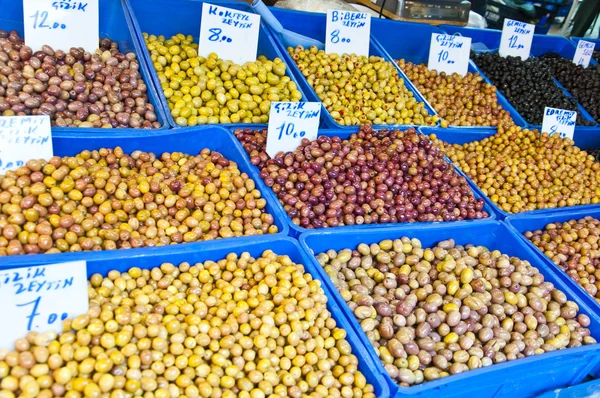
<box><xmin>198</xmin><ymin>3</ymin><xmax>260</xmax><ymax>65</ymax></box>
<box><xmin>0</xmin><ymin>115</ymin><xmax>53</xmax><ymax>175</ymax></box>
<box><xmin>325</xmin><ymin>10</ymin><xmax>371</xmax><ymax>57</ymax></box>
<box><xmin>428</xmin><ymin>34</ymin><xmax>471</xmax><ymax>77</ymax></box>
<box><xmin>573</xmin><ymin>40</ymin><xmax>595</xmax><ymax>69</ymax></box>
<box><xmin>542</xmin><ymin>107</ymin><xmax>577</xmax><ymax>140</ymax></box>
<box><xmin>266</xmin><ymin>102</ymin><xmax>321</xmax><ymax>158</ymax></box>
<box><xmin>499</xmin><ymin>18</ymin><xmax>534</xmax><ymax>60</ymax></box>
<box><xmin>0</xmin><ymin>261</ymin><xmax>88</xmax><ymax>349</ymax></box>
<box><xmin>23</xmin><ymin>0</ymin><xmax>99</xmax><ymax>53</ymax></box>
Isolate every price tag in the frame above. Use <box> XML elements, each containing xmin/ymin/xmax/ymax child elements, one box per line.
<box><xmin>427</xmin><ymin>34</ymin><xmax>471</xmax><ymax>77</ymax></box>
<box><xmin>23</xmin><ymin>0</ymin><xmax>99</xmax><ymax>53</ymax></box>
<box><xmin>266</xmin><ymin>102</ymin><xmax>321</xmax><ymax>158</ymax></box>
<box><xmin>0</xmin><ymin>261</ymin><xmax>88</xmax><ymax>349</ymax></box>
<box><xmin>542</xmin><ymin>107</ymin><xmax>576</xmax><ymax>139</ymax></box>
<box><xmin>325</xmin><ymin>10</ymin><xmax>371</xmax><ymax>57</ymax></box>
<box><xmin>199</xmin><ymin>3</ymin><xmax>260</xmax><ymax>65</ymax></box>
<box><xmin>499</xmin><ymin>18</ymin><xmax>534</xmax><ymax>60</ymax></box>
<box><xmin>573</xmin><ymin>40</ymin><xmax>595</xmax><ymax>69</ymax></box>
<box><xmin>0</xmin><ymin>116</ymin><xmax>53</xmax><ymax>175</ymax></box>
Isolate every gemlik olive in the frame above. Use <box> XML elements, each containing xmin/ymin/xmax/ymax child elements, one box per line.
<box><xmin>0</xmin><ymin>30</ymin><xmax>160</xmax><ymax>128</ymax></box>
<box><xmin>430</xmin><ymin>125</ymin><xmax>600</xmax><ymax>214</ymax></box>
<box><xmin>318</xmin><ymin>237</ymin><xmax>597</xmax><ymax>387</ymax></box>
<box><xmin>0</xmin><ymin>147</ymin><xmax>277</xmax><ymax>256</ymax></box>
<box><xmin>472</xmin><ymin>52</ymin><xmax>593</xmax><ymax>126</ymax></box>
<box><xmin>288</xmin><ymin>45</ymin><xmax>438</xmax><ymax>126</ymax></box>
<box><xmin>143</xmin><ymin>32</ymin><xmax>301</xmax><ymax>127</ymax></box>
<box><xmin>0</xmin><ymin>251</ymin><xmax>376</xmax><ymax>398</ymax></box>
<box><xmin>234</xmin><ymin>125</ymin><xmax>488</xmax><ymax>229</ymax></box>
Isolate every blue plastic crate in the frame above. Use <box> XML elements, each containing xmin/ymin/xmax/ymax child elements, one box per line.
<box><xmin>0</xmin><ymin>0</ymin><xmax>168</xmax><ymax>134</ymax></box>
<box><xmin>0</xmin><ymin>126</ymin><xmax>291</xmax><ymax>268</ymax></box>
<box><xmin>439</xmin><ymin>25</ymin><xmax>503</xmax><ymax>52</ymax></box>
<box><xmin>229</xmin><ymin>126</ymin><xmax>495</xmax><ymax>237</ymax></box>
<box><xmin>420</xmin><ymin>126</ymin><xmax>600</xmax><ymax>220</ymax></box>
<box><xmin>6</xmin><ymin>235</ymin><xmax>390</xmax><ymax>397</ymax></box>
<box><xmin>299</xmin><ymin>221</ymin><xmax>600</xmax><ymax>398</ymax></box>
<box><xmin>537</xmin><ymin>378</ymin><xmax>600</xmax><ymax>398</ymax></box>
<box><xmin>265</xmin><ymin>7</ymin><xmax>438</xmax><ymax>131</ymax></box>
<box><xmin>123</xmin><ymin>0</ymin><xmax>313</xmax><ymax>129</ymax></box>
<box><xmin>370</xmin><ymin>21</ymin><xmax>528</xmax><ymax>128</ymax></box>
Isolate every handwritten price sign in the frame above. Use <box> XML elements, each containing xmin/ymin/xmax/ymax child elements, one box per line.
<box><xmin>199</xmin><ymin>4</ymin><xmax>260</xmax><ymax>65</ymax></box>
<box><xmin>23</xmin><ymin>0</ymin><xmax>99</xmax><ymax>53</ymax></box>
<box><xmin>542</xmin><ymin>107</ymin><xmax>576</xmax><ymax>140</ymax></box>
<box><xmin>266</xmin><ymin>102</ymin><xmax>321</xmax><ymax>158</ymax></box>
<box><xmin>0</xmin><ymin>116</ymin><xmax>53</xmax><ymax>175</ymax></box>
<box><xmin>573</xmin><ymin>40</ymin><xmax>595</xmax><ymax>69</ymax></box>
<box><xmin>428</xmin><ymin>34</ymin><xmax>471</xmax><ymax>77</ymax></box>
<box><xmin>0</xmin><ymin>261</ymin><xmax>88</xmax><ymax>349</ymax></box>
<box><xmin>499</xmin><ymin>18</ymin><xmax>534</xmax><ymax>60</ymax></box>
<box><xmin>325</xmin><ymin>10</ymin><xmax>371</xmax><ymax>57</ymax></box>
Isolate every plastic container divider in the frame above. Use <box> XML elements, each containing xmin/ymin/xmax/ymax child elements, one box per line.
<box><xmin>228</xmin><ymin>126</ymin><xmax>496</xmax><ymax>238</ymax></box>
<box><xmin>0</xmin><ymin>0</ymin><xmax>169</xmax><ymax>133</ymax></box>
<box><xmin>537</xmin><ymin>378</ymin><xmax>600</xmax><ymax>398</ymax></box>
<box><xmin>123</xmin><ymin>0</ymin><xmax>313</xmax><ymax>129</ymax></box>
<box><xmin>369</xmin><ymin>21</ymin><xmax>528</xmax><ymax>128</ymax></box>
<box><xmin>10</xmin><ymin>235</ymin><xmax>390</xmax><ymax>397</ymax></box>
<box><xmin>299</xmin><ymin>221</ymin><xmax>600</xmax><ymax>398</ymax></box>
<box><xmin>419</xmin><ymin>126</ymin><xmax>600</xmax><ymax>220</ymax></box>
<box><xmin>0</xmin><ymin>127</ymin><xmax>291</xmax><ymax>268</ymax></box>
<box><xmin>265</xmin><ymin>7</ymin><xmax>439</xmax><ymax>130</ymax></box>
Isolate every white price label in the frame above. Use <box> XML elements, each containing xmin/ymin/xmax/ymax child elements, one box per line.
<box><xmin>325</xmin><ymin>10</ymin><xmax>371</xmax><ymax>57</ymax></box>
<box><xmin>0</xmin><ymin>116</ymin><xmax>53</xmax><ymax>175</ymax></box>
<box><xmin>23</xmin><ymin>0</ymin><xmax>99</xmax><ymax>53</ymax></box>
<box><xmin>573</xmin><ymin>40</ymin><xmax>595</xmax><ymax>68</ymax></box>
<box><xmin>266</xmin><ymin>102</ymin><xmax>321</xmax><ymax>158</ymax></box>
<box><xmin>427</xmin><ymin>34</ymin><xmax>471</xmax><ymax>77</ymax></box>
<box><xmin>542</xmin><ymin>107</ymin><xmax>576</xmax><ymax>140</ymax></box>
<box><xmin>199</xmin><ymin>4</ymin><xmax>260</xmax><ymax>65</ymax></box>
<box><xmin>0</xmin><ymin>261</ymin><xmax>88</xmax><ymax>349</ymax></box>
<box><xmin>499</xmin><ymin>18</ymin><xmax>534</xmax><ymax>60</ymax></box>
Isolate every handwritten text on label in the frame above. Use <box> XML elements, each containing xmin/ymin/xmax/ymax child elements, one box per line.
<box><xmin>499</xmin><ymin>18</ymin><xmax>534</xmax><ymax>60</ymax></box>
<box><xmin>326</xmin><ymin>10</ymin><xmax>371</xmax><ymax>57</ymax></box>
<box><xmin>542</xmin><ymin>106</ymin><xmax>577</xmax><ymax>140</ymax></box>
<box><xmin>0</xmin><ymin>261</ymin><xmax>88</xmax><ymax>349</ymax></box>
<box><xmin>0</xmin><ymin>116</ymin><xmax>53</xmax><ymax>174</ymax></box>
<box><xmin>266</xmin><ymin>102</ymin><xmax>321</xmax><ymax>158</ymax></box>
<box><xmin>573</xmin><ymin>40</ymin><xmax>595</xmax><ymax>69</ymax></box>
<box><xmin>198</xmin><ymin>4</ymin><xmax>260</xmax><ymax>65</ymax></box>
<box><xmin>428</xmin><ymin>34</ymin><xmax>471</xmax><ymax>77</ymax></box>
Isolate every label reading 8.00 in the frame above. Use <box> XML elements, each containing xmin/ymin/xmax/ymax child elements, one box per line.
<box><xmin>325</xmin><ymin>10</ymin><xmax>371</xmax><ymax>57</ymax></box>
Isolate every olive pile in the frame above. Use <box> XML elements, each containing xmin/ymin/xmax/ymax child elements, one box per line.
<box><xmin>593</xmin><ymin>50</ymin><xmax>600</xmax><ymax>64</ymax></box>
<box><xmin>143</xmin><ymin>33</ymin><xmax>302</xmax><ymax>126</ymax></box>
<box><xmin>288</xmin><ymin>46</ymin><xmax>437</xmax><ymax>126</ymax></box>
<box><xmin>0</xmin><ymin>30</ymin><xmax>160</xmax><ymax>128</ymax></box>
<box><xmin>0</xmin><ymin>147</ymin><xmax>277</xmax><ymax>256</ymax></box>
<box><xmin>430</xmin><ymin>125</ymin><xmax>600</xmax><ymax>214</ymax></box>
<box><xmin>471</xmin><ymin>52</ymin><xmax>593</xmax><ymax>126</ymax></box>
<box><xmin>0</xmin><ymin>251</ymin><xmax>376</xmax><ymax>397</ymax></box>
<box><xmin>525</xmin><ymin>216</ymin><xmax>600</xmax><ymax>303</ymax></box>
<box><xmin>317</xmin><ymin>237</ymin><xmax>596</xmax><ymax>387</ymax></box>
<box><xmin>540</xmin><ymin>53</ymin><xmax>600</xmax><ymax>123</ymax></box>
<box><xmin>234</xmin><ymin>125</ymin><xmax>488</xmax><ymax>229</ymax></box>
<box><xmin>587</xmin><ymin>148</ymin><xmax>600</xmax><ymax>163</ymax></box>
<box><xmin>397</xmin><ymin>60</ymin><xmax>513</xmax><ymax>129</ymax></box>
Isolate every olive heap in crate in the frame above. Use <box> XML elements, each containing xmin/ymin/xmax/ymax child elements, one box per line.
<box><xmin>430</xmin><ymin>125</ymin><xmax>600</xmax><ymax>214</ymax></box>
<box><xmin>234</xmin><ymin>126</ymin><xmax>488</xmax><ymax>229</ymax></box>
<box><xmin>525</xmin><ymin>216</ymin><xmax>600</xmax><ymax>303</ymax></box>
<box><xmin>0</xmin><ymin>30</ymin><xmax>160</xmax><ymax>128</ymax></box>
<box><xmin>397</xmin><ymin>60</ymin><xmax>513</xmax><ymax>129</ymax></box>
<box><xmin>316</xmin><ymin>237</ymin><xmax>596</xmax><ymax>387</ymax></box>
<box><xmin>471</xmin><ymin>52</ymin><xmax>594</xmax><ymax>126</ymax></box>
<box><xmin>0</xmin><ymin>251</ymin><xmax>376</xmax><ymax>398</ymax></box>
<box><xmin>143</xmin><ymin>33</ymin><xmax>302</xmax><ymax>126</ymax></box>
<box><xmin>288</xmin><ymin>46</ymin><xmax>438</xmax><ymax>126</ymax></box>
<box><xmin>0</xmin><ymin>148</ymin><xmax>277</xmax><ymax>256</ymax></box>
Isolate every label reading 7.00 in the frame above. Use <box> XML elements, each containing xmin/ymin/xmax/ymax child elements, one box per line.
<box><xmin>198</xmin><ymin>3</ymin><xmax>260</xmax><ymax>65</ymax></box>
<box><xmin>266</xmin><ymin>102</ymin><xmax>321</xmax><ymax>158</ymax></box>
<box><xmin>542</xmin><ymin>106</ymin><xmax>577</xmax><ymax>140</ymax></box>
<box><xmin>23</xmin><ymin>0</ymin><xmax>99</xmax><ymax>53</ymax></box>
<box><xmin>428</xmin><ymin>34</ymin><xmax>471</xmax><ymax>77</ymax></box>
<box><xmin>0</xmin><ymin>261</ymin><xmax>88</xmax><ymax>349</ymax></box>
<box><xmin>325</xmin><ymin>10</ymin><xmax>371</xmax><ymax>57</ymax></box>
<box><xmin>499</xmin><ymin>18</ymin><xmax>534</xmax><ymax>60</ymax></box>
<box><xmin>573</xmin><ymin>40</ymin><xmax>595</xmax><ymax>69</ymax></box>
